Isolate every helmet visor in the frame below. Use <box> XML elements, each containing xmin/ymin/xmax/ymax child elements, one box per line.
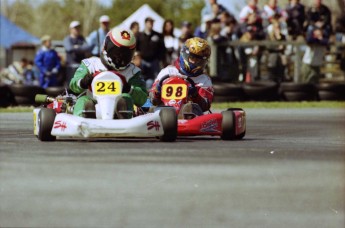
<box><xmin>181</xmin><ymin>46</ymin><xmax>208</xmax><ymax>67</ymax></box>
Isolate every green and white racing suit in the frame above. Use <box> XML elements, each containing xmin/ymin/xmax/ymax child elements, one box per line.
<box><xmin>69</xmin><ymin>57</ymin><xmax>147</xmax><ymax>117</ymax></box>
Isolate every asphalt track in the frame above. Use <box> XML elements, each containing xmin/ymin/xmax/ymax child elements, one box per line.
<box><xmin>0</xmin><ymin>108</ymin><xmax>344</xmax><ymax>228</ymax></box>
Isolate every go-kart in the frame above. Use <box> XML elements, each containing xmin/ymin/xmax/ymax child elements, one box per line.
<box><xmin>33</xmin><ymin>71</ymin><xmax>177</xmax><ymax>142</ymax></box>
<box><xmin>148</xmin><ymin>75</ymin><xmax>246</xmax><ymax>140</ymax></box>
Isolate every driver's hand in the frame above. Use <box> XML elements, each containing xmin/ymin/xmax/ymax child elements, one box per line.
<box><xmin>155</xmin><ymin>84</ymin><xmax>162</xmax><ymax>97</ymax></box>
<box><xmin>188</xmin><ymin>86</ymin><xmax>198</xmax><ymax>98</ymax></box>
<box><xmin>80</xmin><ymin>74</ymin><xmax>93</xmax><ymax>89</ymax></box>
<box><xmin>122</xmin><ymin>83</ymin><xmax>132</xmax><ymax>93</ymax></box>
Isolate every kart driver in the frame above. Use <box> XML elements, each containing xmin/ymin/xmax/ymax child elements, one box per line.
<box><xmin>69</xmin><ymin>27</ymin><xmax>147</xmax><ymax>118</ymax></box>
<box><xmin>149</xmin><ymin>37</ymin><xmax>213</xmax><ymax>114</ymax></box>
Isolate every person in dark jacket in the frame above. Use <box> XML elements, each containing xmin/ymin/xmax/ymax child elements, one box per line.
<box><xmin>63</xmin><ymin>21</ymin><xmax>90</xmax><ymax>86</ymax></box>
<box><xmin>34</xmin><ymin>35</ymin><xmax>61</xmax><ymax>88</ymax></box>
<box><xmin>135</xmin><ymin>17</ymin><xmax>166</xmax><ymax>89</ymax></box>
<box><xmin>305</xmin><ymin>0</ymin><xmax>332</xmax><ymax>38</ymax></box>
<box><xmin>286</xmin><ymin>0</ymin><xmax>306</xmax><ymax>40</ymax></box>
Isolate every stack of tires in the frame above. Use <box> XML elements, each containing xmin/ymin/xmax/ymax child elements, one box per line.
<box><xmin>279</xmin><ymin>83</ymin><xmax>318</xmax><ymax>101</ymax></box>
<box><xmin>9</xmin><ymin>84</ymin><xmax>46</xmax><ymax>106</ymax></box>
<box><xmin>212</xmin><ymin>83</ymin><xmax>245</xmax><ymax>102</ymax></box>
<box><xmin>242</xmin><ymin>81</ymin><xmax>280</xmax><ymax>101</ymax></box>
<box><xmin>316</xmin><ymin>82</ymin><xmax>345</xmax><ymax>101</ymax></box>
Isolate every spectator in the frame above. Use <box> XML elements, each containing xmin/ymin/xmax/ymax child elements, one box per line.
<box><xmin>208</xmin><ymin>22</ymin><xmax>239</xmax><ymax>82</ymax></box>
<box><xmin>136</xmin><ymin>17</ymin><xmax>166</xmax><ymax>89</ymax></box>
<box><xmin>262</xmin><ymin>0</ymin><xmax>288</xmax><ymax>36</ymax></box>
<box><xmin>266</xmin><ymin>19</ymin><xmax>287</xmax><ymax>83</ymax></box>
<box><xmin>194</xmin><ymin>15</ymin><xmax>215</xmax><ymax>39</ymax></box>
<box><xmin>162</xmin><ymin>19</ymin><xmax>179</xmax><ymax>66</ymax></box>
<box><xmin>130</xmin><ymin>21</ymin><xmax>140</xmax><ymax>37</ymax></box>
<box><xmin>0</xmin><ymin>58</ymin><xmax>28</xmax><ymax>85</ymax></box>
<box><xmin>305</xmin><ymin>0</ymin><xmax>332</xmax><ymax>38</ymax></box>
<box><xmin>239</xmin><ymin>0</ymin><xmax>262</xmax><ymax>23</ymax></box>
<box><xmin>63</xmin><ymin>21</ymin><xmax>90</xmax><ymax>86</ymax></box>
<box><xmin>301</xmin><ymin>27</ymin><xmax>328</xmax><ymax>83</ymax></box>
<box><xmin>35</xmin><ymin>35</ymin><xmax>61</xmax><ymax>88</ymax></box>
<box><xmin>87</xmin><ymin>15</ymin><xmax>111</xmax><ymax>57</ymax></box>
<box><xmin>201</xmin><ymin>0</ymin><xmax>228</xmax><ymax>20</ymax></box>
<box><xmin>286</xmin><ymin>0</ymin><xmax>306</xmax><ymax>40</ymax></box>
<box><xmin>179</xmin><ymin>21</ymin><xmax>194</xmax><ymax>45</ymax></box>
<box><xmin>236</xmin><ymin>12</ymin><xmax>265</xmax><ymax>81</ymax></box>
<box><xmin>24</xmin><ymin>60</ymin><xmax>39</xmax><ymax>86</ymax></box>
<box><xmin>220</xmin><ymin>13</ymin><xmax>238</xmax><ymax>40</ymax></box>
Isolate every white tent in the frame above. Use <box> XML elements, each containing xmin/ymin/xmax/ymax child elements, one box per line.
<box><xmin>115</xmin><ymin>4</ymin><xmax>181</xmax><ymax>37</ymax></box>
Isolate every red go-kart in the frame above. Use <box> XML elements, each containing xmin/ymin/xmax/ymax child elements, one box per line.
<box><xmin>150</xmin><ymin>75</ymin><xmax>246</xmax><ymax>140</ymax></box>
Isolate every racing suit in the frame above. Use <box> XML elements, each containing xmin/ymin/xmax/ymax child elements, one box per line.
<box><xmin>70</xmin><ymin>57</ymin><xmax>147</xmax><ymax>117</ymax></box>
<box><xmin>149</xmin><ymin>60</ymin><xmax>214</xmax><ymax>112</ymax></box>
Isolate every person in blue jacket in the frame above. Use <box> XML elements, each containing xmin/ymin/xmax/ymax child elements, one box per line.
<box><xmin>34</xmin><ymin>35</ymin><xmax>61</xmax><ymax>88</ymax></box>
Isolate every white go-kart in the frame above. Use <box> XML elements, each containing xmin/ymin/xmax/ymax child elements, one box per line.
<box><xmin>33</xmin><ymin>71</ymin><xmax>177</xmax><ymax>142</ymax></box>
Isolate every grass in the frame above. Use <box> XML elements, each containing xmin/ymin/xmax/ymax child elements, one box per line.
<box><xmin>0</xmin><ymin>101</ymin><xmax>344</xmax><ymax>113</ymax></box>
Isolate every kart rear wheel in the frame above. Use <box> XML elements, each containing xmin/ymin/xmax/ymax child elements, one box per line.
<box><xmin>221</xmin><ymin>110</ymin><xmax>236</xmax><ymax>140</ymax></box>
<box><xmin>38</xmin><ymin>108</ymin><xmax>56</xmax><ymax>141</ymax></box>
<box><xmin>159</xmin><ymin>108</ymin><xmax>177</xmax><ymax>142</ymax></box>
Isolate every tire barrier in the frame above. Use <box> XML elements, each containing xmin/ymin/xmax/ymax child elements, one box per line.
<box><xmin>279</xmin><ymin>83</ymin><xmax>318</xmax><ymax>101</ymax></box>
<box><xmin>0</xmin><ymin>85</ymin><xmax>16</xmax><ymax>107</ymax></box>
<box><xmin>45</xmin><ymin>86</ymin><xmax>66</xmax><ymax>97</ymax></box>
<box><xmin>9</xmin><ymin>84</ymin><xmax>46</xmax><ymax>106</ymax></box>
<box><xmin>242</xmin><ymin>81</ymin><xmax>280</xmax><ymax>101</ymax></box>
<box><xmin>213</xmin><ymin>83</ymin><xmax>245</xmax><ymax>102</ymax></box>
<box><xmin>316</xmin><ymin>82</ymin><xmax>345</xmax><ymax>101</ymax></box>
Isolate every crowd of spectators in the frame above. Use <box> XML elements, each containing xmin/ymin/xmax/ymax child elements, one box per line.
<box><xmin>1</xmin><ymin>0</ymin><xmax>345</xmax><ymax>89</ymax></box>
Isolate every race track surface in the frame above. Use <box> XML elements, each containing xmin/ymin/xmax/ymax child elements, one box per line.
<box><xmin>0</xmin><ymin>108</ymin><xmax>344</xmax><ymax>228</ymax></box>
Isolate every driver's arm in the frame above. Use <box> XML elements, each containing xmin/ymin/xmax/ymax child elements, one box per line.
<box><xmin>69</xmin><ymin>62</ymin><xmax>90</xmax><ymax>94</ymax></box>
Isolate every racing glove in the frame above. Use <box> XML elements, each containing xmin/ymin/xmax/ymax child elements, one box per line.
<box><xmin>188</xmin><ymin>86</ymin><xmax>198</xmax><ymax>98</ymax></box>
<box><xmin>154</xmin><ymin>83</ymin><xmax>162</xmax><ymax>98</ymax></box>
<box><xmin>122</xmin><ymin>83</ymin><xmax>133</xmax><ymax>94</ymax></box>
<box><xmin>80</xmin><ymin>74</ymin><xmax>94</xmax><ymax>89</ymax></box>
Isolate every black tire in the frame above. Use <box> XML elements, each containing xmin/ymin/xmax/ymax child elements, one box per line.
<box><xmin>159</xmin><ymin>108</ymin><xmax>177</xmax><ymax>142</ymax></box>
<box><xmin>213</xmin><ymin>83</ymin><xmax>244</xmax><ymax>96</ymax></box>
<box><xmin>10</xmin><ymin>85</ymin><xmax>46</xmax><ymax>106</ymax></box>
<box><xmin>226</xmin><ymin>108</ymin><xmax>246</xmax><ymax>140</ymax></box>
<box><xmin>221</xmin><ymin>110</ymin><xmax>236</xmax><ymax>140</ymax></box>
<box><xmin>283</xmin><ymin>91</ymin><xmax>317</xmax><ymax>101</ymax></box>
<box><xmin>317</xmin><ymin>83</ymin><xmax>345</xmax><ymax>101</ymax></box>
<box><xmin>0</xmin><ymin>85</ymin><xmax>15</xmax><ymax>107</ymax></box>
<box><xmin>38</xmin><ymin>108</ymin><xmax>56</xmax><ymax>141</ymax></box>
<box><xmin>45</xmin><ymin>86</ymin><xmax>66</xmax><ymax>97</ymax></box>
<box><xmin>242</xmin><ymin>81</ymin><xmax>279</xmax><ymax>101</ymax></box>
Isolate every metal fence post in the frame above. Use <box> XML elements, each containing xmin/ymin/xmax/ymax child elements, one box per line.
<box><xmin>209</xmin><ymin>40</ymin><xmax>217</xmax><ymax>77</ymax></box>
<box><xmin>294</xmin><ymin>43</ymin><xmax>302</xmax><ymax>83</ymax></box>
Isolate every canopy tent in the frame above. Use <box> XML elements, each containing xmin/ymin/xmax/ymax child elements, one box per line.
<box><xmin>0</xmin><ymin>14</ymin><xmax>40</xmax><ymax>48</ymax></box>
<box><xmin>115</xmin><ymin>4</ymin><xmax>181</xmax><ymax>37</ymax></box>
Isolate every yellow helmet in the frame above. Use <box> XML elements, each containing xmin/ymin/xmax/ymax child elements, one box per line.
<box><xmin>179</xmin><ymin>37</ymin><xmax>211</xmax><ymax>77</ymax></box>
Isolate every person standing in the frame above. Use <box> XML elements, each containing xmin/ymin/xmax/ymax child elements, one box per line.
<box><xmin>162</xmin><ymin>19</ymin><xmax>179</xmax><ymax>66</ymax></box>
<box><xmin>87</xmin><ymin>15</ymin><xmax>111</xmax><ymax>57</ymax></box>
<box><xmin>63</xmin><ymin>21</ymin><xmax>90</xmax><ymax>86</ymax></box>
<box><xmin>34</xmin><ymin>35</ymin><xmax>60</xmax><ymax>88</ymax></box>
<box><xmin>136</xmin><ymin>17</ymin><xmax>166</xmax><ymax>89</ymax></box>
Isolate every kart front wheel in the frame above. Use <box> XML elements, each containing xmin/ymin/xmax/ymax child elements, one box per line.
<box><xmin>159</xmin><ymin>108</ymin><xmax>177</xmax><ymax>142</ymax></box>
<box><xmin>38</xmin><ymin>108</ymin><xmax>56</xmax><ymax>141</ymax></box>
<box><xmin>221</xmin><ymin>110</ymin><xmax>236</xmax><ymax>140</ymax></box>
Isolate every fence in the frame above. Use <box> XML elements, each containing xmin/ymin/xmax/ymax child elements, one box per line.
<box><xmin>208</xmin><ymin>40</ymin><xmax>345</xmax><ymax>83</ymax></box>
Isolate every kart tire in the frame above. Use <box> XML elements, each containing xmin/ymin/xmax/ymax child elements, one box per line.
<box><xmin>226</xmin><ymin>108</ymin><xmax>246</xmax><ymax>139</ymax></box>
<box><xmin>159</xmin><ymin>108</ymin><xmax>177</xmax><ymax>142</ymax></box>
<box><xmin>221</xmin><ymin>110</ymin><xmax>236</xmax><ymax>140</ymax></box>
<box><xmin>38</xmin><ymin>108</ymin><xmax>56</xmax><ymax>141</ymax></box>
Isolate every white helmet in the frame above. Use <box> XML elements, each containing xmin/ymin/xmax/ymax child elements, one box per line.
<box><xmin>101</xmin><ymin>27</ymin><xmax>136</xmax><ymax>70</ymax></box>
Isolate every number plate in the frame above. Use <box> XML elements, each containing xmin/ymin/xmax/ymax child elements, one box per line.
<box><xmin>95</xmin><ymin>81</ymin><xmax>121</xmax><ymax>95</ymax></box>
<box><xmin>161</xmin><ymin>84</ymin><xmax>187</xmax><ymax>99</ymax></box>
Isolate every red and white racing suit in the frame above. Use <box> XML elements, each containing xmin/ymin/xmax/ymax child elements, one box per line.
<box><xmin>150</xmin><ymin>61</ymin><xmax>214</xmax><ymax>112</ymax></box>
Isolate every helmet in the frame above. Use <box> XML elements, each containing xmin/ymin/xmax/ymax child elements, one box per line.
<box><xmin>101</xmin><ymin>27</ymin><xmax>136</xmax><ymax>71</ymax></box>
<box><xmin>179</xmin><ymin>37</ymin><xmax>211</xmax><ymax>77</ymax></box>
